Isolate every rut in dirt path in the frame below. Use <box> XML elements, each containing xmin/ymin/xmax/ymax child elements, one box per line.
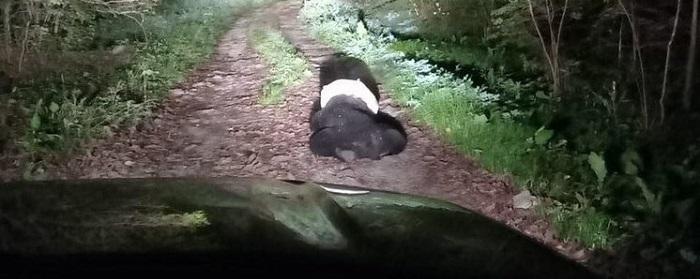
<box><xmin>43</xmin><ymin>1</ymin><xmax>586</xmax><ymax>260</ymax></box>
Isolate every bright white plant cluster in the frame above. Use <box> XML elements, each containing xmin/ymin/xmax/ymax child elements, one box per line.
<box><xmin>299</xmin><ymin>0</ymin><xmax>499</xmax><ymax>109</ymax></box>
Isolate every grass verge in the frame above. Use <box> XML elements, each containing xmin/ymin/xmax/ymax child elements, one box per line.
<box><xmin>249</xmin><ymin>27</ymin><xmax>312</xmax><ymax>105</ymax></box>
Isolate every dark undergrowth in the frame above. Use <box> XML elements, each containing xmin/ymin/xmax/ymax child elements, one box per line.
<box><xmin>301</xmin><ymin>0</ymin><xmax>699</xmax><ymax>277</ymax></box>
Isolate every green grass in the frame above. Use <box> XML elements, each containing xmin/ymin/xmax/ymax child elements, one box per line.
<box><xmin>249</xmin><ymin>28</ymin><xmax>312</xmax><ymax>105</ymax></box>
<box><xmin>548</xmin><ymin>206</ymin><xmax>615</xmax><ymax>249</ymax></box>
<box><xmin>117</xmin><ymin>0</ymin><xmax>278</xmax><ymax>101</ymax></box>
<box><xmin>13</xmin><ymin>0</ymin><xmax>275</xmax><ymax>169</ymax></box>
<box><xmin>417</xmin><ymin>90</ymin><xmax>537</xmax><ymax>177</ymax></box>
<box><xmin>391</xmin><ymin>39</ymin><xmax>492</xmax><ymax>69</ymax></box>
<box><xmin>300</xmin><ymin>0</ymin><xmax>615</xmax><ymax>248</ymax></box>
<box><xmin>22</xmin><ymin>85</ymin><xmax>154</xmax><ymax>156</ymax></box>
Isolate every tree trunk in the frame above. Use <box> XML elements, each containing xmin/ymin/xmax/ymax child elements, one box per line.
<box><xmin>2</xmin><ymin>0</ymin><xmax>11</xmax><ymax>51</ymax></box>
<box><xmin>683</xmin><ymin>0</ymin><xmax>699</xmax><ymax>110</ymax></box>
<box><xmin>660</xmin><ymin>0</ymin><xmax>683</xmax><ymax>124</ymax></box>
<box><xmin>0</xmin><ymin>177</ymin><xmax>601</xmax><ymax>278</ymax></box>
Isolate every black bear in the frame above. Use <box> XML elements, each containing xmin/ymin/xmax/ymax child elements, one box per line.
<box><xmin>309</xmin><ymin>53</ymin><xmax>407</xmax><ymax>162</ymax></box>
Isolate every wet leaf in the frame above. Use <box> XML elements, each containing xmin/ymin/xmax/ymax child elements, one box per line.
<box><xmin>588</xmin><ymin>152</ymin><xmax>607</xmax><ymax>184</ymax></box>
<box><xmin>534</xmin><ymin>126</ymin><xmax>553</xmax><ymax>145</ymax></box>
<box><xmin>49</xmin><ymin>102</ymin><xmax>60</xmax><ymax>113</ymax></box>
<box><xmin>30</xmin><ymin>113</ymin><xmax>41</xmax><ymax>130</ymax></box>
<box><xmin>621</xmin><ymin>148</ymin><xmax>643</xmax><ymax>176</ymax></box>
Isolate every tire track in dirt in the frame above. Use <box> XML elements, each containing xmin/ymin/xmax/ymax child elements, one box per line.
<box><xmin>41</xmin><ymin>0</ymin><xmax>586</xmax><ymax>261</ymax></box>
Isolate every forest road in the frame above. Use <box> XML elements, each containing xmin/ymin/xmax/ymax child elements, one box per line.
<box><xmin>40</xmin><ymin>0</ymin><xmax>586</xmax><ymax>262</ymax></box>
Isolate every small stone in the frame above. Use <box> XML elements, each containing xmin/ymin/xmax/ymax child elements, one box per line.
<box><xmin>572</xmin><ymin>249</ymin><xmax>587</xmax><ymax>261</ymax></box>
<box><xmin>513</xmin><ymin>190</ymin><xmax>538</xmax><ymax>209</ymax></box>
<box><xmin>270</xmin><ymin>155</ymin><xmax>290</xmax><ymax>164</ymax></box>
<box><xmin>111</xmin><ymin>45</ymin><xmax>127</xmax><ymax>55</ymax></box>
<box><xmin>286</xmin><ymin>173</ymin><xmax>296</xmax><ymax>181</ymax></box>
<box><xmin>246</xmin><ymin>152</ymin><xmax>257</xmax><ymax>164</ymax></box>
<box><xmin>397</xmin><ymin>152</ymin><xmax>410</xmax><ymax>160</ymax></box>
<box><xmin>137</xmin><ymin>121</ymin><xmax>154</xmax><ymax>131</ymax></box>
<box><xmin>337</xmin><ymin>150</ymin><xmax>356</xmax><ymax>162</ymax></box>
<box><xmin>483</xmin><ymin>203</ymin><xmax>496</xmax><ymax>213</ymax></box>
<box><xmin>198</xmin><ymin>108</ymin><xmax>216</xmax><ymax>115</ymax></box>
<box><xmin>388</xmin><ymin>110</ymin><xmax>402</xmax><ymax>118</ymax></box>
<box><xmin>172</xmin><ymin>89</ymin><xmax>185</xmax><ymax>96</ymax></box>
<box><xmin>242</xmin><ymin>164</ymin><xmax>255</xmax><ymax>171</ymax></box>
<box><xmin>183</xmin><ymin>144</ymin><xmax>199</xmax><ymax>152</ymax></box>
<box><xmin>210</xmin><ymin>75</ymin><xmax>224</xmax><ymax>84</ymax></box>
<box><xmin>124</xmin><ymin>161</ymin><xmax>135</xmax><ymax>166</ymax></box>
<box><xmin>543</xmin><ymin>230</ymin><xmax>555</xmax><ymax>243</ymax></box>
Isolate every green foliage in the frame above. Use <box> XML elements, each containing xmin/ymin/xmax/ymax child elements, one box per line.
<box><xmin>416</xmin><ymin>90</ymin><xmax>541</xmax><ymax>180</ymax></box>
<box><xmin>587</xmin><ymin>152</ymin><xmax>607</xmax><ymax>185</ymax></box>
<box><xmin>21</xmin><ymin>84</ymin><xmax>154</xmax><ymax>157</ymax></box>
<box><xmin>391</xmin><ymin>38</ymin><xmax>513</xmax><ymax>71</ymax></box>
<box><xmin>301</xmin><ymin>0</ymin><xmax>619</xmax><ymax>248</ymax></box>
<box><xmin>249</xmin><ymin>28</ymin><xmax>312</xmax><ymax>105</ymax></box>
<box><xmin>366</xmin><ymin>1</ymin><xmax>700</xmax><ymax>253</ymax></box>
<box><xmin>389</xmin><ymin>38</ymin><xmax>546</xmax><ymax>122</ymax></box>
<box><xmin>549</xmin><ymin>205</ymin><xmax>615</xmax><ymax>249</ymax></box>
<box><xmin>364</xmin><ymin>0</ymin><xmax>497</xmax><ymax>39</ymax></box>
<box><xmin>12</xmin><ymin>0</ymin><xmax>274</xmax><ymax>165</ymax></box>
<box><xmin>620</xmin><ymin>148</ymin><xmax>643</xmax><ymax>176</ymax></box>
<box><xmin>309</xmin><ymin>0</ymin><xmax>700</xmax><ymax>269</ymax></box>
<box><xmin>486</xmin><ymin>0</ymin><xmax>537</xmax><ymax>52</ymax></box>
<box><xmin>533</xmin><ymin>126</ymin><xmax>554</xmax><ymax>145</ymax></box>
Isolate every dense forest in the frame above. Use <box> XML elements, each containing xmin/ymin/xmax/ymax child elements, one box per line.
<box><xmin>303</xmin><ymin>0</ymin><xmax>699</xmax><ymax>277</ymax></box>
<box><xmin>0</xmin><ymin>0</ymin><xmax>698</xmax><ymax>278</ymax></box>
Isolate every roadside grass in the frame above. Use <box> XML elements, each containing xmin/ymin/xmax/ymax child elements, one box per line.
<box><xmin>249</xmin><ymin>27</ymin><xmax>312</xmax><ymax>105</ymax></box>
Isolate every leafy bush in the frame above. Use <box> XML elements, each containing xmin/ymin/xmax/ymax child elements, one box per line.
<box><xmin>21</xmin><ymin>85</ymin><xmax>154</xmax><ymax>157</ymax></box>
<box><xmin>341</xmin><ymin>4</ymin><xmax>700</xmax><ymax>266</ymax></box>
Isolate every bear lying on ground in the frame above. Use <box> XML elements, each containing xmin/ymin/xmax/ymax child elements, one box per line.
<box><xmin>309</xmin><ymin>53</ymin><xmax>407</xmax><ymax>162</ymax></box>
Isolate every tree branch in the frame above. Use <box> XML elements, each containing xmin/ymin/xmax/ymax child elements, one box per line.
<box><xmin>527</xmin><ymin>0</ymin><xmax>558</xmax><ymax>97</ymax></box>
<box><xmin>683</xmin><ymin>0</ymin><xmax>698</xmax><ymax>110</ymax></box>
<box><xmin>660</xmin><ymin>0</ymin><xmax>682</xmax><ymax>124</ymax></box>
